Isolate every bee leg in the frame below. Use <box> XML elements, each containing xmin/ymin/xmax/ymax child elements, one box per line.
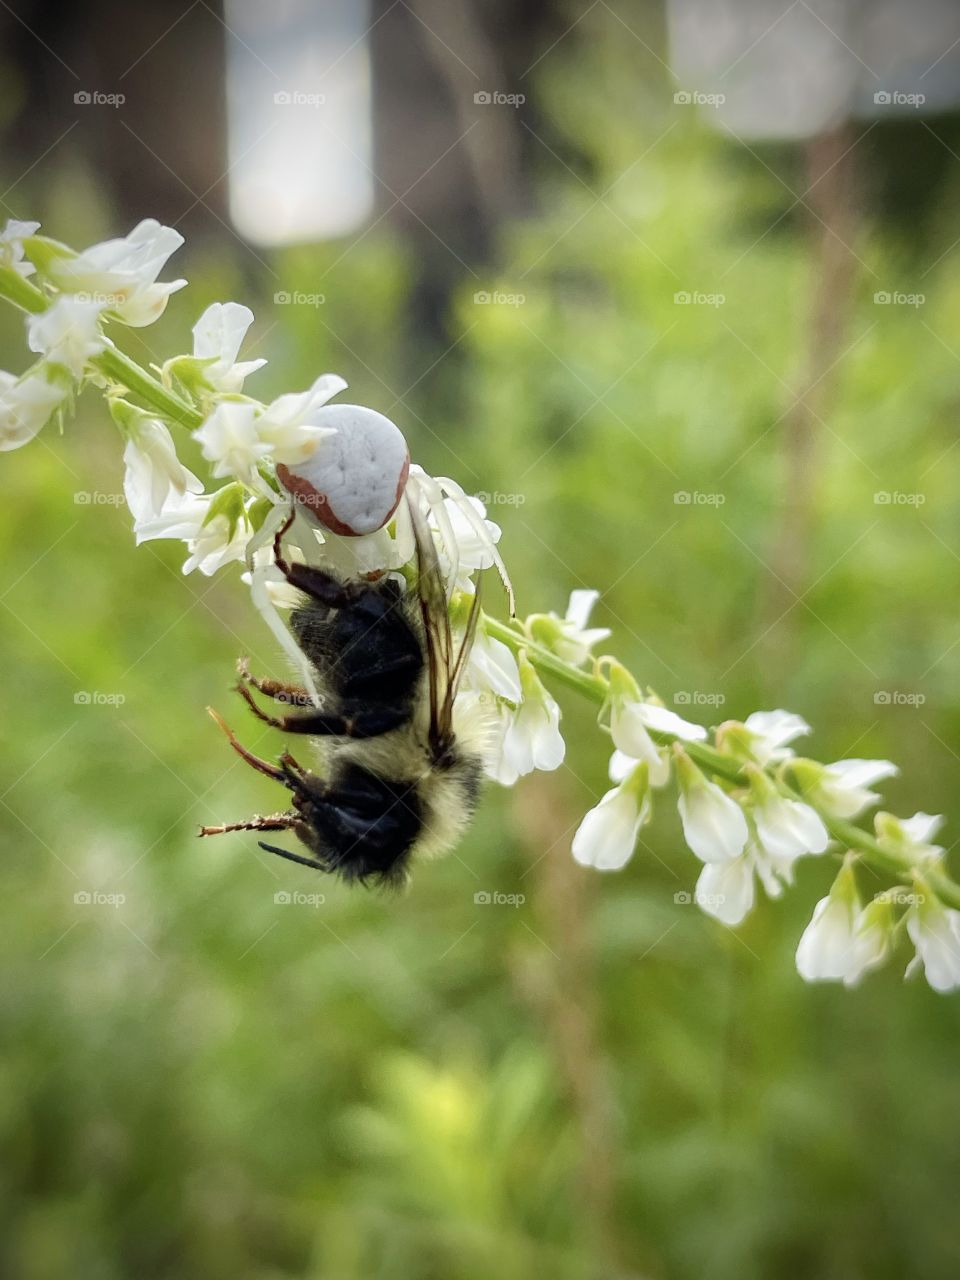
<box><xmin>236</xmin><ymin>657</ymin><xmax>313</xmax><ymax>707</ymax></box>
<box><xmin>206</xmin><ymin>707</ymin><xmax>286</xmax><ymax>781</ymax></box>
<box><xmin>199</xmin><ymin>812</ymin><xmax>298</xmax><ymax>837</ymax></box>
<box><xmin>235</xmin><ymin>680</ymin><xmax>406</xmax><ymax>738</ymax></box>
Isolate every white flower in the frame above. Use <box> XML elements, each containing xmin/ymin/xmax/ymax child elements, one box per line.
<box><xmin>695</xmin><ymin>854</ymin><xmax>757</xmax><ymax>925</ymax></box>
<box><xmin>465</xmin><ymin>628</ymin><xmax>522</xmax><ymax>702</ymax></box>
<box><xmin>849</xmin><ymin>895</ymin><xmax>896</xmax><ymax>984</ymax></box>
<box><xmin>0</xmin><ymin>366</ymin><xmax>67</xmax><ymax>451</ymax></box>
<box><xmin>194</xmin><ymin>402</ymin><xmax>272</xmax><ymax>487</ymax></box>
<box><xmin>0</xmin><ymin>219</ymin><xmax>40</xmax><ymax>278</ymax></box>
<box><xmin>494</xmin><ymin>657</ymin><xmax>565</xmax><ymax>784</ymax></box>
<box><xmin>529</xmin><ymin>589</ymin><xmax>611</xmax><ymax>666</ymax></box>
<box><xmin>792</xmin><ymin>757</ymin><xmax>898</xmax><ymax>820</ymax></box>
<box><xmin>795</xmin><ymin>858</ymin><xmax>888</xmax><ymax>986</ymax></box>
<box><xmin>27</xmin><ymin>296</ymin><xmax>107</xmax><ymax>377</ymax></box>
<box><xmin>695</xmin><ymin>839</ymin><xmax>799</xmax><ymax>926</ymax></box>
<box><xmin>556</xmin><ymin>590</ymin><xmax>611</xmax><ymax>665</ymax></box>
<box><xmin>742</xmin><ymin>709</ymin><xmax>811</xmax><ymax>764</ymax></box>
<box><xmin>905</xmin><ymin>885</ymin><xmax>960</xmax><ymax>993</ymax></box>
<box><xmin>429</xmin><ymin>494</ymin><xmax>502</xmax><ymax>593</ymax></box>
<box><xmin>123</xmin><ymin>416</ymin><xmax>203</xmax><ymax>525</ymax></box>
<box><xmin>875</xmin><ymin>811</ymin><xmax>945</xmax><ymax>863</ymax></box>
<box><xmin>47</xmin><ymin>219</ymin><xmax>186</xmax><ymax>326</ymax></box>
<box><xmin>135</xmin><ymin>487</ymin><xmax>250</xmax><ymax>575</ymax></box>
<box><xmin>749</xmin><ymin>771</ymin><xmax>829</xmax><ymax>861</ymax></box>
<box><xmin>258</xmin><ymin>373</ymin><xmax>347</xmax><ymax>464</ymax></box>
<box><xmin>191</xmin><ymin>302</ymin><xmax>266</xmax><ymax>392</ymax></box>
<box><xmin>674</xmin><ymin>748</ymin><xmax>749</xmax><ymax>864</ymax></box>
<box><xmin>606</xmin><ymin>666</ymin><xmax>706</xmax><ymax>789</ymax></box>
<box><xmin>572</xmin><ymin>762</ymin><xmax>650</xmax><ymax>872</ymax></box>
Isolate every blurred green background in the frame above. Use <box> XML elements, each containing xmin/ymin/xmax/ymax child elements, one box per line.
<box><xmin>2</xmin><ymin>3</ymin><xmax>960</xmax><ymax>1277</ymax></box>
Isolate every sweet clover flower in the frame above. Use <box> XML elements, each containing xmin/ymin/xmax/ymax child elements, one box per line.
<box><xmin>3</xmin><ymin>213</ymin><xmax>960</xmax><ymax>995</ymax></box>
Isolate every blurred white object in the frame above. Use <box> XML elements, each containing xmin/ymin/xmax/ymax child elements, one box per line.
<box><xmin>225</xmin><ymin>0</ymin><xmax>374</xmax><ymax>244</ymax></box>
<box><xmin>667</xmin><ymin>0</ymin><xmax>960</xmax><ymax>139</ymax></box>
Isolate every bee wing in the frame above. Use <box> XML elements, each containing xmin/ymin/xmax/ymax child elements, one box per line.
<box><xmin>407</xmin><ymin>494</ymin><xmax>481</xmax><ymax>755</ymax></box>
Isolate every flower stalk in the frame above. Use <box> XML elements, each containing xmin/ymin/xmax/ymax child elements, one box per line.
<box><xmin>483</xmin><ymin>612</ymin><xmax>960</xmax><ymax>912</ymax></box>
<box><xmin>3</xmin><ymin>213</ymin><xmax>960</xmax><ymax>990</ymax></box>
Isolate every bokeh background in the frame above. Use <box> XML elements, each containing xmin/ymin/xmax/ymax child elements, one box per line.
<box><xmin>2</xmin><ymin>2</ymin><xmax>960</xmax><ymax>1276</ymax></box>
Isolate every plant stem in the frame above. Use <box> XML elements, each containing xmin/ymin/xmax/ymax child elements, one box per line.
<box><xmin>483</xmin><ymin>612</ymin><xmax>960</xmax><ymax>911</ymax></box>
<box><xmin>0</xmin><ymin>265</ymin><xmax>201</xmax><ymax>429</ymax></box>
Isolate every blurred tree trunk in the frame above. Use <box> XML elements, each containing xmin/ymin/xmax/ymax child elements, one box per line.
<box><xmin>762</xmin><ymin>123</ymin><xmax>862</xmax><ymax>667</ymax></box>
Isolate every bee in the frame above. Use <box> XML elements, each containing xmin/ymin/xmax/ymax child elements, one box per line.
<box><xmin>199</xmin><ymin>499</ymin><xmax>486</xmax><ymax>886</ymax></box>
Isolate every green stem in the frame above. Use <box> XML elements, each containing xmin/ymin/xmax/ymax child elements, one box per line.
<box><xmin>0</xmin><ymin>264</ymin><xmax>201</xmax><ymax>429</ymax></box>
<box><xmin>483</xmin><ymin>611</ymin><xmax>960</xmax><ymax>911</ymax></box>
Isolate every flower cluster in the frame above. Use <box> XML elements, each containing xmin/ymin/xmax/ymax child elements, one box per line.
<box><xmin>2</xmin><ymin>215</ymin><xmax>959</xmax><ymax>994</ymax></box>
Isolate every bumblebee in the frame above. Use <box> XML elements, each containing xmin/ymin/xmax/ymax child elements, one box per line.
<box><xmin>199</xmin><ymin>501</ymin><xmax>486</xmax><ymax>886</ymax></box>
